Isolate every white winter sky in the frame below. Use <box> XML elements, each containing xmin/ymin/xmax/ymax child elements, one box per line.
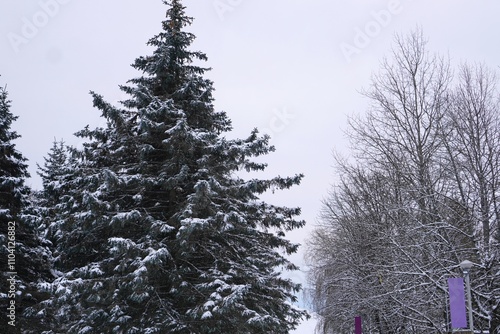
<box><xmin>1</xmin><ymin>0</ymin><xmax>499</xmax><ymax>332</ymax></box>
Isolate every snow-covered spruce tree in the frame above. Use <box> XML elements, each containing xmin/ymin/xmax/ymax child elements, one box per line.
<box><xmin>37</xmin><ymin>140</ymin><xmax>70</xmax><ymax>211</ymax></box>
<box><xmin>49</xmin><ymin>1</ymin><xmax>308</xmax><ymax>333</ymax></box>
<box><xmin>0</xmin><ymin>83</ymin><xmax>53</xmax><ymax>333</ymax></box>
<box><xmin>36</xmin><ymin>139</ymin><xmax>77</xmax><ymax>248</ymax></box>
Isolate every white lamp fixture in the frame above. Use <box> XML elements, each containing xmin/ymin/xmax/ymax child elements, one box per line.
<box><xmin>459</xmin><ymin>260</ymin><xmax>474</xmax><ymax>332</ymax></box>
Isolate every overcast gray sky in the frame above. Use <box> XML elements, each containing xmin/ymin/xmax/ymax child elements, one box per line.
<box><xmin>1</xmin><ymin>1</ymin><xmax>500</xmax><ymax>332</ymax></box>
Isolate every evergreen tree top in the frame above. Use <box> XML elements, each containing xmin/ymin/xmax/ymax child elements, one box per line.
<box><xmin>128</xmin><ymin>1</ymin><xmax>209</xmax><ymax>100</ymax></box>
<box><xmin>0</xmin><ymin>84</ymin><xmax>21</xmax><ymax>143</ymax></box>
<box><xmin>109</xmin><ymin>0</ymin><xmax>231</xmax><ymax>135</ymax></box>
<box><xmin>0</xmin><ymin>82</ymin><xmax>29</xmax><ymax>180</ymax></box>
<box><xmin>136</xmin><ymin>0</ymin><xmax>207</xmax><ymax>76</ymax></box>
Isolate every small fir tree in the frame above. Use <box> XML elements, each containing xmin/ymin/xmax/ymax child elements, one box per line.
<box><xmin>37</xmin><ymin>140</ymin><xmax>70</xmax><ymax>210</ymax></box>
<box><xmin>37</xmin><ymin>139</ymin><xmax>76</xmax><ymax>247</ymax></box>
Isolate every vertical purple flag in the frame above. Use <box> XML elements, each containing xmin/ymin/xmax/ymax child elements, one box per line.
<box><xmin>355</xmin><ymin>316</ymin><xmax>362</xmax><ymax>334</ymax></box>
<box><xmin>448</xmin><ymin>277</ymin><xmax>467</xmax><ymax>329</ymax></box>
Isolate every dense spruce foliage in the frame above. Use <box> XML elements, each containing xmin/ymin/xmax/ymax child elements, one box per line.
<box><xmin>32</xmin><ymin>1</ymin><xmax>308</xmax><ymax>333</ymax></box>
<box><xmin>307</xmin><ymin>31</ymin><xmax>500</xmax><ymax>333</ymax></box>
<box><xmin>0</xmin><ymin>83</ymin><xmax>53</xmax><ymax>334</ymax></box>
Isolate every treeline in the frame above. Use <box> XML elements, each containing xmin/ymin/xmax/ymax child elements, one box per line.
<box><xmin>307</xmin><ymin>30</ymin><xmax>500</xmax><ymax>333</ymax></box>
<box><xmin>0</xmin><ymin>1</ymin><xmax>308</xmax><ymax>333</ymax></box>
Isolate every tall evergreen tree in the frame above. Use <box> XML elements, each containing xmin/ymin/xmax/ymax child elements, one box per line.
<box><xmin>48</xmin><ymin>1</ymin><xmax>308</xmax><ymax>333</ymax></box>
<box><xmin>0</xmin><ymin>82</ymin><xmax>52</xmax><ymax>333</ymax></box>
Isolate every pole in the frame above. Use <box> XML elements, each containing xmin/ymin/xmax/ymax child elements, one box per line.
<box><xmin>464</xmin><ymin>271</ymin><xmax>473</xmax><ymax>332</ymax></box>
<box><xmin>445</xmin><ymin>289</ymin><xmax>450</xmax><ymax>333</ymax></box>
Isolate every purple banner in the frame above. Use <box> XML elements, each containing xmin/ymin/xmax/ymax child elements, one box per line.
<box><xmin>355</xmin><ymin>316</ymin><xmax>362</xmax><ymax>334</ymax></box>
<box><xmin>448</xmin><ymin>277</ymin><xmax>467</xmax><ymax>329</ymax></box>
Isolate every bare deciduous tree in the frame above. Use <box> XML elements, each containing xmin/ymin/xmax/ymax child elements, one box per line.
<box><xmin>307</xmin><ymin>30</ymin><xmax>500</xmax><ymax>333</ymax></box>
<box><xmin>443</xmin><ymin>63</ymin><xmax>500</xmax><ymax>332</ymax></box>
